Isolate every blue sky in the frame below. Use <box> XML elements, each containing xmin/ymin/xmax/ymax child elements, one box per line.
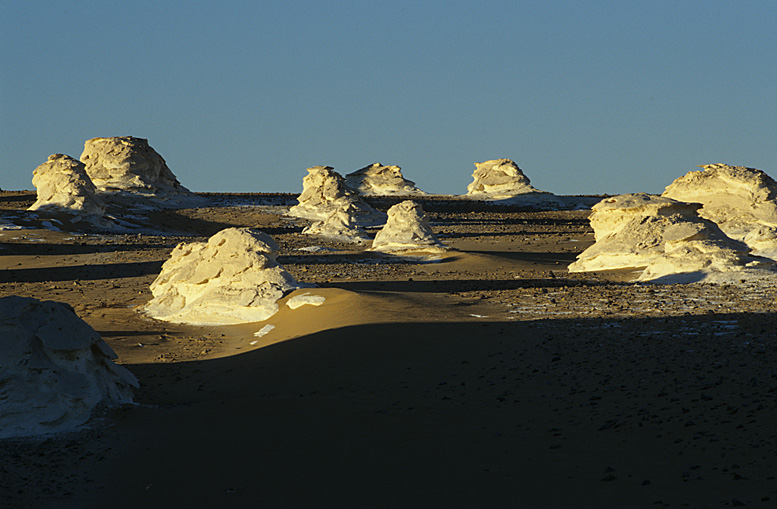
<box><xmin>2</xmin><ymin>1</ymin><xmax>775</xmax><ymax>195</ymax></box>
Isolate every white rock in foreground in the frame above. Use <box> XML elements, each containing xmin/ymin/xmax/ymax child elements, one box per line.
<box><xmin>288</xmin><ymin>166</ymin><xmax>386</xmax><ymax>225</ymax></box>
<box><xmin>663</xmin><ymin>164</ymin><xmax>777</xmax><ymax>260</ymax></box>
<box><xmin>80</xmin><ymin>136</ymin><xmax>202</xmax><ymax>207</ymax></box>
<box><xmin>568</xmin><ymin>193</ymin><xmax>772</xmax><ymax>282</ymax></box>
<box><xmin>370</xmin><ymin>200</ymin><xmax>448</xmax><ymax>253</ymax></box>
<box><xmin>345</xmin><ymin>163</ymin><xmax>425</xmax><ymax>196</ymax></box>
<box><xmin>28</xmin><ymin>154</ymin><xmax>106</xmax><ymax>219</ymax></box>
<box><xmin>302</xmin><ymin>204</ymin><xmax>371</xmax><ymax>243</ymax></box>
<box><xmin>143</xmin><ymin>228</ymin><xmax>300</xmax><ymax>325</ymax></box>
<box><xmin>0</xmin><ymin>296</ymin><xmax>138</xmax><ymax>439</ymax></box>
<box><xmin>466</xmin><ymin>159</ymin><xmax>548</xmax><ymax>199</ymax></box>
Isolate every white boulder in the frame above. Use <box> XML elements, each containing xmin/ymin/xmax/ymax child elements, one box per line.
<box><xmin>568</xmin><ymin>193</ymin><xmax>772</xmax><ymax>282</ymax></box>
<box><xmin>28</xmin><ymin>154</ymin><xmax>106</xmax><ymax>219</ymax></box>
<box><xmin>662</xmin><ymin>164</ymin><xmax>777</xmax><ymax>260</ymax></box>
<box><xmin>0</xmin><ymin>296</ymin><xmax>138</xmax><ymax>439</ymax></box>
<box><xmin>143</xmin><ymin>228</ymin><xmax>300</xmax><ymax>325</ymax></box>
<box><xmin>466</xmin><ymin>159</ymin><xmax>547</xmax><ymax>199</ymax></box>
<box><xmin>370</xmin><ymin>200</ymin><xmax>448</xmax><ymax>253</ymax></box>
<box><xmin>288</xmin><ymin>166</ymin><xmax>386</xmax><ymax>225</ymax></box>
<box><xmin>345</xmin><ymin>163</ymin><xmax>425</xmax><ymax>196</ymax></box>
<box><xmin>302</xmin><ymin>203</ymin><xmax>371</xmax><ymax>243</ymax></box>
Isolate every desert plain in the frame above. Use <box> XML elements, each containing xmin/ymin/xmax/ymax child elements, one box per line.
<box><xmin>2</xmin><ymin>190</ymin><xmax>777</xmax><ymax>508</ymax></box>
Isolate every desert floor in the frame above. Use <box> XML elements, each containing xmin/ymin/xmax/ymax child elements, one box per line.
<box><xmin>2</xmin><ymin>191</ymin><xmax>777</xmax><ymax>508</ymax></box>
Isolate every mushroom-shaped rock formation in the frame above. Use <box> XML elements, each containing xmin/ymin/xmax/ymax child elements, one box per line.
<box><xmin>370</xmin><ymin>200</ymin><xmax>448</xmax><ymax>253</ymax></box>
<box><xmin>80</xmin><ymin>136</ymin><xmax>203</xmax><ymax>207</ymax></box>
<box><xmin>288</xmin><ymin>166</ymin><xmax>386</xmax><ymax>225</ymax></box>
<box><xmin>28</xmin><ymin>154</ymin><xmax>106</xmax><ymax>219</ymax></box>
<box><xmin>345</xmin><ymin>163</ymin><xmax>425</xmax><ymax>196</ymax></box>
<box><xmin>466</xmin><ymin>159</ymin><xmax>547</xmax><ymax>199</ymax></box>
<box><xmin>568</xmin><ymin>193</ymin><xmax>772</xmax><ymax>282</ymax></box>
<box><xmin>0</xmin><ymin>296</ymin><xmax>138</xmax><ymax>439</ymax></box>
<box><xmin>302</xmin><ymin>203</ymin><xmax>371</xmax><ymax>243</ymax></box>
<box><xmin>142</xmin><ymin>228</ymin><xmax>300</xmax><ymax>325</ymax></box>
<box><xmin>662</xmin><ymin>164</ymin><xmax>777</xmax><ymax>260</ymax></box>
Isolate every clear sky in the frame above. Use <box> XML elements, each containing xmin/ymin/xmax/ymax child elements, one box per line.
<box><xmin>2</xmin><ymin>1</ymin><xmax>775</xmax><ymax>195</ymax></box>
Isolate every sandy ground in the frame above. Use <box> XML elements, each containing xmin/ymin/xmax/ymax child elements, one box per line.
<box><xmin>2</xmin><ymin>191</ymin><xmax>777</xmax><ymax>508</ymax></box>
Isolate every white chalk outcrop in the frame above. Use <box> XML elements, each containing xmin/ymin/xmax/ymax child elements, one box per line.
<box><xmin>568</xmin><ymin>193</ymin><xmax>772</xmax><ymax>282</ymax></box>
<box><xmin>28</xmin><ymin>154</ymin><xmax>106</xmax><ymax>220</ymax></box>
<box><xmin>345</xmin><ymin>163</ymin><xmax>425</xmax><ymax>196</ymax></box>
<box><xmin>466</xmin><ymin>159</ymin><xmax>547</xmax><ymax>199</ymax></box>
<box><xmin>302</xmin><ymin>204</ymin><xmax>371</xmax><ymax>243</ymax></box>
<box><xmin>80</xmin><ymin>136</ymin><xmax>203</xmax><ymax>208</ymax></box>
<box><xmin>662</xmin><ymin>164</ymin><xmax>777</xmax><ymax>260</ymax></box>
<box><xmin>0</xmin><ymin>296</ymin><xmax>138</xmax><ymax>439</ymax></box>
<box><xmin>288</xmin><ymin>166</ymin><xmax>386</xmax><ymax>225</ymax></box>
<box><xmin>143</xmin><ymin>228</ymin><xmax>300</xmax><ymax>325</ymax></box>
<box><xmin>370</xmin><ymin>200</ymin><xmax>448</xmax><ymax>253</ymax></box>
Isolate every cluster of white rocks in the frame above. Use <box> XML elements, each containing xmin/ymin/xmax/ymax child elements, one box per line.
<box><xmin>0</xmin><ymin>296</ymin><xmax>138</xmax><ymax>439</ymax></box>
<box><xmin>345</xmin><ymin>163</ymin><xmax>425</xmax><ymax>196</ymax></box>
<box><xmin>142</xmin><ymin>228</ymin><xmax>300</xmax><ymax>325</ymax></box>
<box><xmin>29</xmin><ymin>154</ymin><xmax>106</xmax><ymax>221</ymax></box>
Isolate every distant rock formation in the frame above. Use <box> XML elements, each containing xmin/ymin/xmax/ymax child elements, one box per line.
<box><xmin>288</xmin><ymin>166</ymin><xmax>386</xmax><ymax>225</ymax></box>
<box><xmin>0</xmin><ymin>296</ymin><xmax>138</xmax><ymax>439</ymax></box>
<box><xmin>80</xmin><ymin>136</ymin><xmax>203</xmax><ymax>207</ymax></box>
<box><xmin>143</xmin><ymin>228</ymin><xmax>300</xmax><ymax>325</ymax></box>
<box><xmin>302</xmin><ymin>203</ymin><xmax>371</xmax><ymax>243</ymax></box>
<box><xmin>662</xmin><ymin>164</ymin><xmax>777</xmax><ymax>260</ymax></box>
<box><xmin>370</xmin><ymin>200</ymin><xmax>448</xmax><ymax>253</ymax></box>
<box><xmin>28</xmin><ymin>154</ymin><xmax>106</xmax><ymax>219</ymax></box>
<box><xmin>568</xmin><ymin>193</ymin><xmax>771</xmax><ymax>282</ymax></box>
<box><xmin>345</xmin><ymin>163</ymin><xmax>425</xmax><ymax>196</ymax></box>
<box><xmin>466</xmin><ymin>159</ymin><xmax>547</xmax><ymax>199</ymax></box>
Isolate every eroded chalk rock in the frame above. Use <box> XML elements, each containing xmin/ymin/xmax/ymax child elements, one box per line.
<box><xmin>28</xmin><ymin>154</ymin><xmax>106</xmax><ymax>219</ymax></box>
<box><xmin>466</xmin><ymin>159</ymin><xmax>547</xmax><ymax>199</ymax></box>
<box><xmin>0</xmin><ymin>296</ymin><xmax>138</xmax><ymax>439</ymax></box>
<box><xmin>568</xmin><ymin>193</ymin><xmax>772</xmax><ymax>282</ymax></box>
<box><xmin>143</xmin><ymin>228</ymin><xmax>300</xmax><ymax>325</ymax></box>
<box><xmin>662</xmin><ymin>164</ymin><xmax>777</xmax><ymax>260</ymax></box>
<box><xmin>370</xmin><ymin>200</ymin><xmax>448</xmax><ymax>253</ymax></box>
<box><xmin>302</xmin><ymin>203</ymin><xmax>371</xmax><ymax>243</ymax></box>
<box><xmin>345</xmin><ymin>163</ymin><xmax>425</xmax><ymax>196</ymax></box>
<box><xmin>288</xmin><ymin>166</ymin><xmax>386</xmax><ymax>225</ymax></box>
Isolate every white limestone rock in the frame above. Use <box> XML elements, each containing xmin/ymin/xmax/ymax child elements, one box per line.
<box><xmin>80</xmin><ymin>136</ymin><xmax>203</xmax><ymax>208</ymax></box>
<box><xmin>288</xmin><ymin>166</ymin><xmax>386</xmax><ymax>225</ymax></box>
<box><xmin>0</xmin><ymin>296</ymin><xmax>138</xmax><ymax>439</ymax></box>
<box><xmin>143</xmin><ymin>228</ymin><xmax>300</xmax><ymax>325</ymax></box>
<box><xmin>662</xmin><ymin>164</ymin><xmax>777</xmax><ymax>260</ymax></box>
<box><xmin>345</xmin><ymin>163</ymin><xmax>425</xmax><ymax>196</ymax></box>
<box><xmin>370</xmin><ymin>200</ymin><xmax>448</xmax><ymax>253</ymax></box>
<box><xmin>28</xmin><ymin>154</ymin><xmax>106</xmax><ymax>219</ymax></box>
<box><xmin>302</xmin><ymin>203</ymin><xmax>371</xmax><ymax>243</ymax></box>
<box><xmin>466</xmin><ymin>159</ymin><xmax>548</xmax><ymax>199</ymax></box>
<box><xmin>568</xmin><ymin>193</ymin><xmax>772</xmax><ymax>282</ymax></box>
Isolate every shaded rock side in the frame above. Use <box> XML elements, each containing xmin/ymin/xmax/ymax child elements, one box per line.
<box><xmin>142</xmin><ymin>228</ymin><xmax>300</xmax><ymax>325</ymax></box>
<box><xmin>568</xmin><ymin>193</ymin><xmax>771</xmax><ymax>282</ymax></box>
<box><xmin>466</xmin><ymin>159</ymin><xmax>547</xmax><ymax>199</ymax></box>
<box><xmin>28</xmin><ymin>154</ymin><xmax>106</xmax><ymax>218</ymax></box>
<box><xmin>302</xmin><ymin>204</ymin><xmax>371</xmax><ymax>243</ymax></box>
<box><xmin>370</xmin><ymin>200</ymin><xmax>448</xmax><ymax>253</ymax></box>
<box><xmin>80</xmin><ymin>136</ymin><xmax>202</xmax><ymax>207</ymax></box>
<box><xmin>345</xmin><ymin>163</ymin><xmax>425</xmax><ymax>196</ymax></box>
<box><xmin>662</xmin><ymin>163</ymin><xmax>777</xmax><ymax>259</ymax></box>
<box><xmin>0</xmin><ymin>296</ymin><xmax>138</xmax><ymax>439</ymax></box>
<box><xmin>288</xmin><ymin>166</ymin><xmax>386</xmax><ymax>225</ymax></box>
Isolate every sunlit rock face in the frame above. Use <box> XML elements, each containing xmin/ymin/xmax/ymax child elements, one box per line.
<box><xmin>28</xmin><ymin>154</ymin><xmax>106</xmax><ymax>218</ymax></box>
<box><xmin>302</xmin><ymin>203</ymin><xmax>371</xmax><ymax>243</ymax></box>
<box><xmin>288</xmin><ymin>166</ymin><xmax>386</xmax><ymax>225</ymax></box>
<box><xmin>345</xmin><ymin>163</ymin><xmax>425</xmax><ymax>196</ymax></box>
<box><xmin>143</xmin><ymin>228</ymin><xmax>300</xmax><ymax>325</ymax></box>
<box><xmin>568</xmin><ymin>193</ymin><xmax>772</xmax><ymax>282</ymax></box>
<box><xmin>370</xmin><ymin>200</ymin><xmax>448</xmax><ymax>253</ymax></box>
<box><xmin>466</xmin><ymin>159</ymin><xmax>547</xmax><ymax>199</ymax></box>
<box><xmin>0</xmin><ymin>296</ymin><xmax>138</xmax><ymax>439</ymax></box>
<box><xmin>80</xmin><ymin>136</ymin><xmax>202</xmax><ymax>207</ymax></box>
<box><xmin>662</xmin><ymin>164</ymin><xmax>777</xmax><ymax>260</ymax></box>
